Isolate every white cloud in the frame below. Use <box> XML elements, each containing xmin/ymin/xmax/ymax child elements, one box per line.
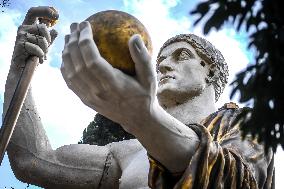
<box><xmin>31</xmin><ymin>59</ymin><xmax>95</xmax><ymax>148</ymax></box>
<box><xmin>122</xmin><ymin>0</ymin><xmax>191</xmax><ymax>58</ymax></box>
<box><xmin>0</xmin><ymin>10</ymin><xmax>21</xmax><ymax>100</ymax></box>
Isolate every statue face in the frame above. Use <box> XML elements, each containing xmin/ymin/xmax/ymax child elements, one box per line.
<box><xmin>157</xmin><ymin>41</ymin><xmax>210</xmax><ymax>107</ymax></box>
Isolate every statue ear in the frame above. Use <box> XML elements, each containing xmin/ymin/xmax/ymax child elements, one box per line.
<box><xmin>205</xmin><ymin>64</ymin><xmax>219</xmax><ymax>84</ymax></box>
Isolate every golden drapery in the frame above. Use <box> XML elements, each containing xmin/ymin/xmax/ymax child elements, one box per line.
<box><xmin>148</xmin><ymin>103</ymin><xmax>275</xmax><ymax>189</ymax></box>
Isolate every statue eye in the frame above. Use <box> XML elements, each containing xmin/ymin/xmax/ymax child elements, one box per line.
<box><xmin>157</xmin><ymin>56</ymin><xmax>166</xmax><ymax>64</ymax></box>
<box><xmin>176</xmin><ymin>49</ymin><xmax>192</xmax><ymax>61</ymax></box>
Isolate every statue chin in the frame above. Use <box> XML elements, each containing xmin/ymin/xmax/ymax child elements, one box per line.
<box><xmin>157</xmin><ymin>89</ymin><xmax>193</xmax><ymax>108</ymax></box>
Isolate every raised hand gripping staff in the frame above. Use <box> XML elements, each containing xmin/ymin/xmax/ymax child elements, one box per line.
<box><xmin>0</xmin><ymin>6</ymin><xmax>58</xmax><ymax>165</ymax></box>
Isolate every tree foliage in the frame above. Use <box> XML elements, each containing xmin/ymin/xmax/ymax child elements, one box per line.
<box><xmin>78</xmin><ymin>113</ymin><xmax>135</xmax><ymax>146</ymax></box>
<box><xmin>191</xmin><ymin>0</ymin><xmax>284</xmax><ymax>152</ymax></box>
<box><xmin>0</xmin><ymin>0</ymin><xmax>10</xmax><ymax>12</ymax></box>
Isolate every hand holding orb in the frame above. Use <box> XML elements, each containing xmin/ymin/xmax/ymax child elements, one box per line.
<box><xmin>86</xmin><ymin>10</ymin><xmax>153</xmax><ymax>75</ymax></box>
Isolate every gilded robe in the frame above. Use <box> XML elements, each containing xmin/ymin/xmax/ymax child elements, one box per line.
<box><xmin>148</xmin><ymin>103</ymin><xmax>274</xmax><ymax>189</ymax></box>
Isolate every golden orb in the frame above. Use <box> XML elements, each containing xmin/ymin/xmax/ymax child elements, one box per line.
<box><xmin>86</xmin><ymin>10</ymin><xmax>152</xmax><ymax>75</ymax></box>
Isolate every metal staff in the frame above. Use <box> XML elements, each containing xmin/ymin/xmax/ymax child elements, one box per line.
<box><xmin>0</xmin><ymin>56</ymin><xmax>39</xmax><ymax>165</ymax></box>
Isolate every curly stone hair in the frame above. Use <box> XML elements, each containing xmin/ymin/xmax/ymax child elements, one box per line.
<box><xmin>157</xmin><ymin>34</ymin><xmax>229</xmax><ymax>102</ymax></box>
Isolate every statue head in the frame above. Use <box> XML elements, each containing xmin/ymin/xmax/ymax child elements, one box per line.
<box><xmin>157</xmin><ymin>34</ymin><xmax>229</xmax><ymax>102</ymax></box>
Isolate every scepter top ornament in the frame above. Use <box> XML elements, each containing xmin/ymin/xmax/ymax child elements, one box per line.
<box><xmin>38</xmin><ymin>7</ymin><xmax>58</xmax><ymax>27</ymax></box>
<box><xmin>86</xmin><ymin>10</ymin><xmax>153</xmax><ymax>75</ymax></box>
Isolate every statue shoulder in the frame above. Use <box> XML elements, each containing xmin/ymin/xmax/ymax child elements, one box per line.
<box><xmin>201</xmin><ymin>102</ymin><xmax>242</xmax><ymax>125</ymax></box>
<box><xmin>217</xmin><ymin>102</ymin><xmax>252</xmax><ymax>113</ymax></box>
<box><xmin>218</xmin><ymin>102</ymin><xmax>239</xmax><ymax>110</ymax></box>
<box><xmin>107</xmin><ymin>139</ymin><xmax>144</xmax><ymax>169</ymax></box>
<box><xmin>200</xmin><ymin>102</ymin><xmax>250</xmax><ymax>140</ymax></box>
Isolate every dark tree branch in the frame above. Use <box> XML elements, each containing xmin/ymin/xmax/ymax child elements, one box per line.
<box><xmin>191</xmin><ymin>0</ymin><xmax>284</xmax><ymax>152</ymax></box>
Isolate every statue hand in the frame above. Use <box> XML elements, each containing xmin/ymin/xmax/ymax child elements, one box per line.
<box><xmin>12</xmin><ymin>6</ymin><xmax>58</xmax><ymax>66</ymax></box>
<box><xmin>61</xmin><ymin>21</ymin><xmax>157</xmax><ymax>130</ymax></box>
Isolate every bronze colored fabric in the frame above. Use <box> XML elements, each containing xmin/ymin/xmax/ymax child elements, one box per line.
<box><xmin>148</xmin><ymin>103</ymin><xmax>274</xmax><ymax>189</ymax></box>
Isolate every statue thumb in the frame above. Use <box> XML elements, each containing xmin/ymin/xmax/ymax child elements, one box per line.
<box><xmin>50</xmin><ymin>29</ymin><xmax>58</xmax><ymax>45</ymax></box>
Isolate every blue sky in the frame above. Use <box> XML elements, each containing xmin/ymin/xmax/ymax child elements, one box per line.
<box><xmin>0</xmin><ymin>0</ymin><xmax>282</xmax><ymax>188</ymax></box>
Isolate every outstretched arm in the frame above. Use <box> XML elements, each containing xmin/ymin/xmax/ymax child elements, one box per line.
<box><xmin>61</xmin><ymin>21</ymin><xmax>200</xmax><ymax>173</ymax></box>
<box><xmin>4</xmin><ymin>7</ymin><xmax>121</xmax><ymax>188</ymax></box>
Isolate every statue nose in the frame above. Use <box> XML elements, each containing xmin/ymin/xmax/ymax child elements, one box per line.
<box><xmin>157</xmin><ymin>62</ymin><xmax>173</xmax><ymax>74</ymax></box>
<box><xmin>159</xmin><ymin>65</ymin><xmax>172</xmax><ymax>73</ymax></box>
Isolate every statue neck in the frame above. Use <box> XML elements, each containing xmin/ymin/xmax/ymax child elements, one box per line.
<box><xmin>163</xmin><ymin>86</ymin><xmax>217</xmax><ymax>125</ymax></box>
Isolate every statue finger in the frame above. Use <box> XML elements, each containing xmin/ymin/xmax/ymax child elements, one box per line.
<box><xmin>78</xmin><ymin>21</ymin><xmax>101</xmax><ymax>61</ymax></box>
<box><xmin>70</xmin><ymin>22</ymin><xmax>79</xmax><ymax>33</ymax></box>
<box><xmin>61</xmin><ymin>66</ymin><xmax>73</xmax><ymax>89</ymax></box>
<box><xmin>26</xmin><ymin>33</ymin><xmax>49</xmax><ymax>54</ymax></box>
<box><xmin>22</xmin><ymin>6</ymin><xmax>59</xmax><ymax>26</ymax></box>
<box><xmin>61</xmin><ymin>52</ymin><xmax>88</xmax><ymax>96</ymax></box>
<box><xmin>61</xmin><ymin>65</ymin><xmax>90</xmax><ymax>103</ymax></box>
<box><xmin>129</xmin><ymin>34</ymin><xmax>156</xmax><ymax>91</ymax></box>
<box><xmin>62</xmin><ymin>49</ymin><xmax>76</xmax><ymax>80</ymax></box>
<box><xmin>20</xmin><ymin>24</ymin><xmax>51</xmax><ymax>44</ymax></box>
<box><xmin>62</xmin><ymin>46</ymin><xmax>102</xmax><ymax>94</ymax></box>
<box><xmin>13</xmin><ymin>41</ymin><xmax>44</xmax><ymax>64</ymax></box>
<box><xmin>50</xmin><ymin>29</ymin><xmax>58</xmax><ymax>45</ymax></box>
<box><xmin>61</xmin><ymin>65</ymin><xmax>81</xmax><ymax>94</ymax></box>
<box><xmin>78</xmin><ymin>21</ymin><xmax>116</xmax><ymax>83</ymax></box>
<box><xmin>68</xmin><ymin>23</ymin><xmax>86</xmax><ymax>73</ymax></box>
<box><xmin>61</xmin><ymin>57</ymin><xmax>105</xmax><ymax>108</ymax></box>
<box><xmin>62</xmin><ymin>45</ymin><xmax>107</xmax><ymax>99</ymax></box>
<box><xmin>64</xmin><ymin>34</ymin><xmax>70</xmax><ymax>48</ymax></box>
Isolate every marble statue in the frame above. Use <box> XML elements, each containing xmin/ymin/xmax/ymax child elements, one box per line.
<box><xmin>3</xmin><ymin>6</ymin><xmax>274</xmax><ymax>189</ymax></box>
